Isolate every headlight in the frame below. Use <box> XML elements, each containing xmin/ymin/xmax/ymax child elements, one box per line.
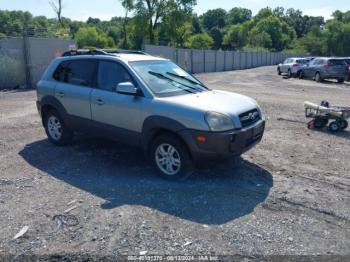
<box><xmin>205</xmin><ymin>111</ymin><xmax>234</xmax><ymax>132</ymax></box>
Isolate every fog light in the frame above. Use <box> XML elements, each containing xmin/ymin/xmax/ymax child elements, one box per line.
<box><xmin>196</xmin><ymin>135</ymin><xmax>206</xmax><ymax>142</ymax></box>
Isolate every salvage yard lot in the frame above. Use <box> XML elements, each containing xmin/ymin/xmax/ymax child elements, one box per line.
<box><xmin>0</xmin><ymin>66</ymin><xmax>349</xmax><ymax>258</ymax></box>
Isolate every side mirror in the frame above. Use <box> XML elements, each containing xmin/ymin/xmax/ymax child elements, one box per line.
<box><xmin>116</xmin><ymin>82</ymin><xmax>138</xmax><ymax>95</ymax></box>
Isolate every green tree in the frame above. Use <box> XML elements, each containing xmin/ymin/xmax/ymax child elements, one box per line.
<box><xmin>252</xmin><ymin>16</ymin><xmax>295</xmax><ymax>51</ymax></box>
<box><xmin>209</xmin><ymin>27</ymin><xmax>223</xmax><ymax>49</ymax></box>
<box><xmin>162</xmin><ymin>0</ymin><xmax>193</xmax><ymax>47</ymax></box>
<box><xmin>134</xmin><ymin>0</ymin><xmax>196</xmax><ymax>44</ymax></box>
<box><xmin>192</xmin><ymin>14</ymin><xmax>202</xmax><ymax>34</ymax></box>
<box><xmin>201</xmin><ymin>8</ymin><xmax>226</xmax><ymax>30</ymax></box>
<box><xmin>254</xmin><ymin>7</ymin><xmax>274</xmax><ymax>22</ymax></box>
<box><xmin>247</xmin><ymin>28</ymin><xmax>272</xmax><ymax>49</ymax></box>
<box><xmin>226</xmin><ymin>7</ymin><xmax>252</xmax><ymax>25</ymax></box>
<box><xmin>75</xmin><ymin>27</ymin><xmax>114</xmax><ymax>48</ymax></box>
<box><xmin>186</xmin><ymin>33</ymin><xmax>213</xmax><ymax>49</ymax></box>
<box><xmin>223</xmin><ymin>23</ymin><xmax>249</xmax><ymax>50</ymax></box>
<box><xmin>120</xmin><ymin>0</ymin><xmax>134</xmax><ymax>49</ymax></box>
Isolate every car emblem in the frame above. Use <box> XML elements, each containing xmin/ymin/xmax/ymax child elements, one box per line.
<box><xmin>241</xmin><ymin>111</ymin><xmax>259</xmax><ymax>121</ymax></box>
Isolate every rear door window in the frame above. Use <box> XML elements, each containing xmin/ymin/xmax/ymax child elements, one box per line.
<box><xmin>329</xmin><ymin>59</ymin><xmax>346</xmax><ymax>66</ymax></box>
<box><xmin>53</xmin><ymin>60</ymin><xmax>96</xmax><ymax>87</ymax></box>
<box><xmin>97</xmin><ymin>61</ymin><xmax>134</xmax><ymax>91</ymax></box>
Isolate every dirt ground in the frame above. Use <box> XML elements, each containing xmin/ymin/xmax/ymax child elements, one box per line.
<box><xmin>0</xmin><ymin>66</ymin><xmax>349</xmax><ymax>260</ymax></box>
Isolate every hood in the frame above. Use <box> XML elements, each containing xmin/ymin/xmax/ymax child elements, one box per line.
<box><xmin>161</xmin><ymin>90</ymin><xmax>259</xmax><ymax>120</ymax></box>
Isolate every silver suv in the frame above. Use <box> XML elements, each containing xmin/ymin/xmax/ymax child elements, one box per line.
<box><xmin>36</xmin><ymin>50</ymin><xmax>265</xmax><ymax>179</ymax></box>
<box><xmin>277</xmin><ymin>57</ymin><xmax>310</xmax><ymax>78</ymax></box>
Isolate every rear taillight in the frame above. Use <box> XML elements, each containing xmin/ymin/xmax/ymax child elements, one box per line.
<box><xmin>324</xmin><ymin>64</ymin><xmax>332</xmax><ymax>68</ymax></box>
<box><xmin>292</xmin><ymin>63</ymin><xmax>299</xmax><ymax>67</ymax></box>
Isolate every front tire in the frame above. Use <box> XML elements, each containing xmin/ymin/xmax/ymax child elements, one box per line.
<box><xmin>339</xmin><ymin>120</ymin><xmax>348</xmax><ymax>130</ymax></box>
<box><xmin>277</xmin><ymin>67</ymin><xmax>281</xmax><ymax>75</ymax></box>
<box><xmin>44</xmin><ymin>110</ymin><xmax>73</xmax><ymax>145</ymax></box>
<box><xmin>338</xmin><ymin>78</ymin><xmax>344</xmax><ymax>83</ymax></box>
<box><xmin>150</xmin><ymin>134</ymin><xmax>194</xmax><ymax>180</ymax></box>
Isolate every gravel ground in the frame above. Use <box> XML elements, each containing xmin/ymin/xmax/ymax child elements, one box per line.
<box><xmin>0</xmin><ymin>66</ymin><xmax>349</xmax><ymax>260</ymax></box>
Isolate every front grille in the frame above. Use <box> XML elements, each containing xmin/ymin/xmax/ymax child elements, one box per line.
<box><xmin>239</xmin><ymin>109</ymin><xmax>260</xmax><ymax>127</ymax></box>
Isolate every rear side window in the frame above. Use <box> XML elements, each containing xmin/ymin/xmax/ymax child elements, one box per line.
<box><xmin>97</xmin><ymin>61</ymin><xmax>134</xmax><ymax>91</ymax></box>
<box><xmin>329</xmin><ymin>59</ymin><xmax>346</xmax><ymax>65</ymax></box>
<box><xmin>53</xmin><ymin>60</ymin><xmax>96</xmax><ymax>87</ymax></box>
<box><xmin>297</xmin><ymin>59</ymin><xmax>308</xmax><ymax>64</ymax></box>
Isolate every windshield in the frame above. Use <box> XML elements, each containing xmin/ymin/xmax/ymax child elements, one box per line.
<box><xmin>130</xmin><ymin>60</ymin><xmax>209</xmax><ymax>97</ymax></box>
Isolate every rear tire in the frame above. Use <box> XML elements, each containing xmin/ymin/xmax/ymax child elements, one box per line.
<box><xmin>338</xmin><ymin>78</ymin><xmax>344</xmax><ymax>83</ymax></box>
<box><xmin>328</xmin><ymin>121</ymin><xmax>340</xmax><ymax>132</ymax></box>
<box><xmin>314</xmin><ymin>118</ymin><xmax>328</xmax><ymax>129</ymax></box>
<box><xmin>315</xmin><ymin>72</ymin><xmax>323</xmax><ymax>82</ymax></box>
<box><xmin>299</xmin><ymin>71</ymin><xmax>305</xmax><ymax>79</ymax></box>
<box><xmin>44</xmin><ymin>110</ymin><xmax>73</xmax><ymax>145</ymax></box>
<box><xmin>150</xmin><ymin>134</ymin><xmax>194</xmax><ymax>180</ymax></box>
<box><xmin>287</xmin><ymin>69</ymin><xmax>292</xmax><ymax>78</ymax></box>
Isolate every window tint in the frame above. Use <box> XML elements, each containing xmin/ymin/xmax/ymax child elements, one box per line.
<box><xmin>309</xmin><ymin>59</ymin><xmax>317</xmax><ymax>65</ymax></box>
<box><xmin>329</xmin><ymin>59</ymin><xmax>346</xmax><ymax>65</ymax></box>
<box><xmin>53</xmin><ymin>61</ymin><xmax>69</xmax><ymax>82</ymax></box>
<box><xmin>97</xmin><ymin>61</ymin><xmax>133</xmax><ymax>91</ymax></box>
<box><xmin>53</xmin><ymin>60</ymin><xmax>95</xmax><ymax>87</ymax></box>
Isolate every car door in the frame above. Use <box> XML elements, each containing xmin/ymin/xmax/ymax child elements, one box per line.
<box><xmin>54</xmin><ymin>59</ymin><xmax>96</xmax><ymax>122</ymax></box>
<box><xmin>280</xmin><ymin>59</ymin><xmax>289</xmax><ymax>73</ymax></box>
<box><xmin>90</xmin><ymin>60</ymin><xmax>142</xmax><ymax>144</ymax></box>
<box><xmin>304</xmin><ymin>59</ymin><xmax>317</xmax><ymax>77</ymax></box>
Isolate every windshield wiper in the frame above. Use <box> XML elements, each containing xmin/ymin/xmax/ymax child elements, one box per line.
<box><xmin>166</xmin><ymin>72</ymin><xmax>207</xmax><ymax>89</ymax></box>
<box><xmin>148</xmin><ymin>71</ymin><xmax>201</xmax><ymax>93</ymax></box>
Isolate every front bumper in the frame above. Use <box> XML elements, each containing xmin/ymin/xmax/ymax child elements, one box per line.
<box><xmin>178</xmin><ymin>120</ymin><xmax>265</xmax><ymax>161</ymax></box>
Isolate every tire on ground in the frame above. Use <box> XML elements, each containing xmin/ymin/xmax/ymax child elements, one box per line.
<box><xmin>150</xmin><ymin>134</ymin><xmax>194</xmax><ymax>180</ymax></box>
<box><xmin>44</xmin><ymin>109</ymin><xmax>73</xmax><ymax>145</ymax></box>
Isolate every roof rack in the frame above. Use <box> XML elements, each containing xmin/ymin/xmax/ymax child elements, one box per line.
<box><xmin>103</xmin><ymin>49</ymin><xmax>147</xmax><ymax>55</ymax></box>
<box><xmin>61</xmin><ymin>49</ymin><xmax>147</xmax><ymax>57</ymax></box>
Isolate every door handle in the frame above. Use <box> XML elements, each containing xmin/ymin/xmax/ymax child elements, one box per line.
<box><xmin>96</xmin><ymin>99</ymin><xmax>105</xmax><ymax>106</ymax></box>
<box><xmin>57</xmin><ymin>91</ymin><xmax>65</xmax><ymax>97</ymax></box>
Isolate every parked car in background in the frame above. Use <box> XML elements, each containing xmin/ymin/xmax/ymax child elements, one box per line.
<box><xmin>343</xmin><ymin>58</ymin><xmax>350</xmax><ymax>81</ymax></box>
<box><xmin>277</xmin><ymin>58</ymin><xmax>310</xmax><ymax>78</ymax></box>
<box><xmin>299</xmin><ymin>58</ymin><xmax>348</xmax><ymax>83</ymax></box>
<box><xmin>36</xmin><ymin>49</ymin><xmax>265</xmax><ymax>180</ymax></box>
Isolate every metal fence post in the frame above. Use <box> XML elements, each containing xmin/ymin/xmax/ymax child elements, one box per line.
<box><xmin>203</xmin><ymin>50</ymin><xmax>206</xmax><ymax>73</ymax></box>
<box><xmin>223</xmin><ymin>51</ymin><xmax>226</xmax><ymax>71</ymax></box>
<box><xmin>214</xmin><ymin>50</ymin><xmax>217</xmax><ymax>72</ymax></box>
<box><xmin>190</xmin><ymin>49</ymin><xmax>194</xmax><ymax>74</ymax></box>
<box><xmin>22</xmin><ymin>24</ymin><xmax>32</xmax><ymax>89</ymax></box>
<box><xmin>232</xmin><ymin>51</ymin><xmax>234</xmax><ymax>70</ymax></box>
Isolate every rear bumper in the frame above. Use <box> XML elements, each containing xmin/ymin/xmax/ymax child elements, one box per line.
<box><xmin>322</xmin><ymin>73</ymin><xmax>347</xmax><ymax>79</ymax></box>
<box><xmin>178</xmin><ymin>120</ymin><xmax>265</xmax><ymax>162</ymax></box>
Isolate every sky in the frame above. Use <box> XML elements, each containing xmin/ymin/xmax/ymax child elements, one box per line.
<box><xmin>0</xmin><ymin>0</ymin><xmax>348</xmax><ymax>21</ymax></box>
